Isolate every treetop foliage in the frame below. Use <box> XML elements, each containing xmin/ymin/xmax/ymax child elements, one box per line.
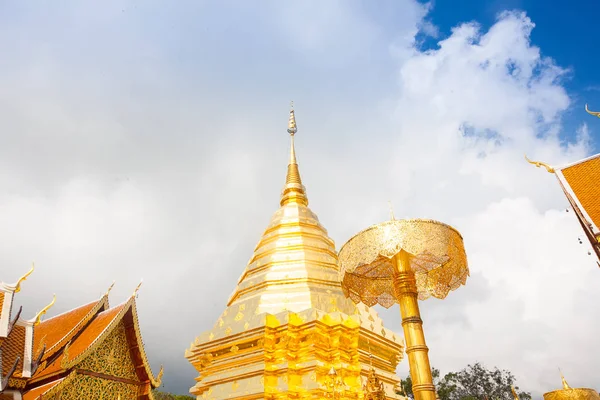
<box><xmin>398</xmin><ymin>362</ymin><xmax>532</xmax><ymax>400</ymax></box>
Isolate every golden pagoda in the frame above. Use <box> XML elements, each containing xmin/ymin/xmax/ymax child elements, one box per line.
<box><xmin>543</xmin><ymin>372</ymin><xmax>600</xmax><ymax>400</ymax></box>
<box><xmin>185</xmin><ymin>105</ymin><xmax>405</xmax><ymax>399</ymax></box>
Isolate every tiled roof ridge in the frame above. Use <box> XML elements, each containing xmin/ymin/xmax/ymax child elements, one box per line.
<box><xmin>556</xmin><ymin>152</ymin><xmax>600</xmax><ymax>171</ymax></box>
<box><xmin>39</xmin><ymin>295</ymin><xmax>110</xmax><ymax>360</ymax></box>
<box><xmin>61</xmin><ymin>297</ymin><xmax>133</xmax><ymax>369</ymax></box>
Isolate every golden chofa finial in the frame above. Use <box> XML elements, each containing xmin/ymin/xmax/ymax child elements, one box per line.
<box><xmin>15</xmin><ymin>263</ymin><xmax>35</xmax><ymax>293</ymax></box>
<box><xmin>105</xmin><ymin>281</ymin><xmax>115</xmax><ymax>297</ymax></box>
<box><xmin>559</xmin><ymin>369</ymin><xmax>572</xmax><ymax>390</ymax></box>
<box><xmin>525</xmin><ymin>154</ymin><xmax>555</xmax><ymax>173</ymax></box>
<box><xmin>132</xmin><ymin>280</ymin><xmax>143</xmax><ymax>298</ymax></box>
<box><xmin>585</xmin><ymin>104</ymin><xmax>600</xmax><ymax>118</ymax></box>
<box><xmin>34</xmin><ymin>294</ymin><xmax>56</xmax><ymax>325</ymax></box>
<box><xmin>287</xmin><ymin>101</ymin><xmax>297</xmax><ymax>136</ymax></box>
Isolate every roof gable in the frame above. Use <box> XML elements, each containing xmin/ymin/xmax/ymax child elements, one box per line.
<box><xmin>31</xmin><ymin>297</ymin><xmax>162</xmax><ymax>388</ymax></box>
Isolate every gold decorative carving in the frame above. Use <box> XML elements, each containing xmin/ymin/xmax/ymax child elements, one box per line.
<box><xmin>51</xmin><ymin>373</ymin><xmax>138</xmax><ymax>400</ymax></box>
<box><xmin>585</xmin><ymin>104</ymin><xmax>600</xmax><ymax>118</ymax></box>
<box><xmin>525</xmin><ymin>155</ymin><xmax>555</xmax><ymax>173</ymax></box>
<box><xmin>34</xmin><ymin>294</ymin><xmax>56</xmax><ymax>325</ymax></box>
<box><xmin>78</xmin><ymin>322</ymin><xmax>138</xmax><ymax>380</ymax></box>
<box><xmin>15</xmin><ymin>263</ymin><xmax>34</xmax><ymax>293</ymax></box>
<box><xmin>364</xmin><ymin>369</ymin><xmax>386</xmax><ymax>400</ymax></box>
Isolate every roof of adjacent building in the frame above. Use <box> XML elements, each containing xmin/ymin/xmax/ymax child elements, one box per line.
<box><xmin>557</xmin><ymin>153</ymin><xmax>600</xmax><ymax>235</ymax></box>
<box><xmin>527</xmin><ymin>152</ymin><xmax>600</xmax><ymax>263</ymax></box>
<box><xmin>0</xmin><ymin>273</ymin><xmax>162</xmax><ymax>398</ymax></box>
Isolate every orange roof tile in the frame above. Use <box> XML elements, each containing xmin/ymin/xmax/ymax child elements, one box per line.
<box><xmin>0</xmin><ymin>291</ymin><xmax>5</xmax><ymax>322</ymax></box>
<box><xmin>560</xmin><ymin>154</ymin><xmax>600</xmax><ymax>234</ymax></box>
<box><xmin>33</xmin><ymin>304</ymin><xmax>124</xmax><ymax>381</ymax></box>
<box><xmin>33</xmin><ymin>299</ymin><xmax>106</xmax><ymax>360</ymax></box>
<box><xmin>22</xmin><ymin>378</ymin><xmax>64</xmax><ymax>400</ymax></box>
<box><xmin>2</xmin><ymin>324</ymin><xmax>25</xmax><ymax>378</ymax></box>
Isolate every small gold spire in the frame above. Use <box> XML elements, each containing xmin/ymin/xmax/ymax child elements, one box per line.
<box><xmin>34</xmin><ymin>294</ymin><xmax>56</xmax><ymax>325</ymax></box>
<box><xmin>132</xmin><ymin>280</ymin><xmax>143</xmax><ymax>297</ymax></box>
<box><xmin>15</xmin><ymin>263</ymin><xmax>35</xmax><ymax>293</ymax></box>
<box><xmin>525</xmin><ymin>154</ymin><xmax>555</xmax><ymax>173</ymax></box>
<box><xmin>585</xmin><ymin>104</ymin><xmax>600</xmax><ymax>118</ymax></box>
<box><xmin>388</xmin><ymin>201</ymin><xmax>396</xmax><ymax>221</ymax></box>
<box><xmin>560</xmin><ymin>369</ymin><xmax>572</xmax><ymax>390</ymax></box>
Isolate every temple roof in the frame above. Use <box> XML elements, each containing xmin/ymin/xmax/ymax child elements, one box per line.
<box><xmin>33</xmin><ymin>297</ymin><xmax>108</xmax><ymax>362</ymax></box>
<box><xmin>558</xmin><ymin>154</ymin><xmax>600</xmax><ymax>234</ymax></box>
<box><xmin>31</xmin><ymin>294</ymin><xmax>162</xmax><ymax>388</ymax></box>
<box><xmin>2</xmin><ymin>324</ymin><xmax>26</xmax><ymax>378</ymax></box>
<box><xmin>527</xmin><ymin>153</ymin><xmax>600</xmax><ymax>263</ymax></box>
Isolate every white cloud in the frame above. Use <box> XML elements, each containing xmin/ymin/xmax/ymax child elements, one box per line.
<box><xmin>0</xmin><ymin>2</ymin><xmax>598</xmax><ymax>397</ymax></box>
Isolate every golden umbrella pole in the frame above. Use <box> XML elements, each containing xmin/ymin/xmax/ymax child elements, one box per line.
<box><xmin>338</xmin><ymin>219</ymin><xmax>469</xmax><ymax>400</ymax></box>
<box><xmin>393</xmin><ymin>251</ymin><xmax>435</xmax><ymax>400</ymax></box>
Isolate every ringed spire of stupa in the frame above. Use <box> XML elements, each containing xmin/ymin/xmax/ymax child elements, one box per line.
<box><xmin>281</xmin><ymin>102</ymin><xmax>308</xmax><ymax>207</ymax></box>
<box><xmin>222</xmin><ymin>103</ymin><xmax>362</xmax><ymax>316</ymax></box>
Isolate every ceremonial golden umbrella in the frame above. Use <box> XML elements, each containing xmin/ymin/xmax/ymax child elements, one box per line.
<box><xmin>338</xmin><ymin>219</ymin><xmax>469</xmax><ymax>400</ymax></box>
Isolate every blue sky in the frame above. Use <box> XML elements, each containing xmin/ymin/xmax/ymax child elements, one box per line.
<box><xmin>1</xmin><ymin>0</ymin><xmax>599</xmax><ymax>397</ymax></box>
<box><xmin>425</xmin><ymin>0</ymin><xmax>600</xmax><ymax>150</ymax></box>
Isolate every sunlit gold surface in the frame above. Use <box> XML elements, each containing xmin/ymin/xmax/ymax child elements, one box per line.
<box><xmin>338</xmin><ymin>219</ymin><xmax>469</xmax><ymax>400</ymax></box>
<box><xmin>186</xmin><ymin>105</ymin><xmax>405</xmax><ymax>400</ymax></box>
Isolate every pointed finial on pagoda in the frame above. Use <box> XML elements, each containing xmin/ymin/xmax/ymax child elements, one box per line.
<box><xmin>34</xmin><ymin>294</ymin><xmax>56</xmax><ymax>325</ymax></box>
<box><xmin>288</xmin><ymin>101</ymin><xmax>297</xmax><ymax>136</ymax></box>
<box><xmin>585</xmin><ymin>104</ymin><xmax>600</xmax><ymax>118</ymax></box>
<box><xmin>525</xmin><ymin>155</ymin><xmax>555</xmax><ymax>173</ymax></box>
<box><xmin>15</xmin><ymin>263</ymin><xmax>35</xmax><ymax>293</ymax></box>
<box><xmin>132</xmin><ymin>280</ymin><xmax>143</xmax><ymax>298</ymax></box>
<box><xmin>559</xmin><ymin>369</ymin><xmax>572</xmax><ymax>390</ymax></box>
<box><xmin>105</xmin><ymin>281</ymin><xmax>115</xmax><ymax>297</ymax></box>
<box><xmin>511</xmin><ymin>385</ymin><xmax>520</xmax><ymax>400</ymax></box>
<box><xmin>388</xmin><ymin>201</ymin><xmax>396</xmax><ymax>221</ymax></box>
<box><xmin>280</xmin><ymin>102</ymin><xmax>308</xmax><ymax>206</ymax></box>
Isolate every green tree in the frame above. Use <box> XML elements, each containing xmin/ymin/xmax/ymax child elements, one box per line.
<box><xmin>396</xmin><ymin>363</ymin><xmax>531</xmax><ymax>400</ymax></box>
<box><xmin>151</xmin><ymin>389</ymin><xmax>195</xmax><ymax>400</ymax></box>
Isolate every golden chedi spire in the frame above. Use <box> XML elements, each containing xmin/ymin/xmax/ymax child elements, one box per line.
<box><xmin>281</xmin><ymin>102</ymin><xmax>308</xmax><ymax>207</ymax></box>
<box><xmin>186</xmin><ymin>104</ymin><xmax>405</xmax><ymax>400</ymax></box>
<box><xmin>224</xmin><ymin>102</ymin><xmax>359</xmax><ymax>316</ymax></box>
